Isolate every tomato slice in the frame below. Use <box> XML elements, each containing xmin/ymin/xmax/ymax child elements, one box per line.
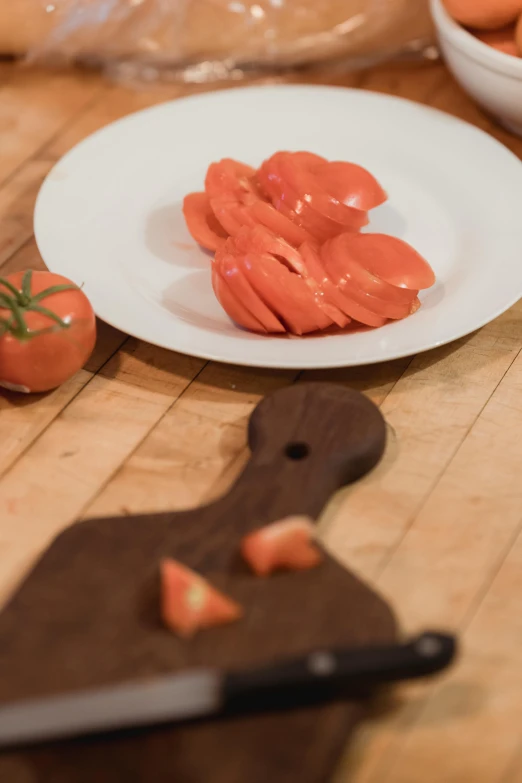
<box><xmin>299</xmin><ymin>243</ymin><xmax>351</xmax><ymax>328</ymax></box>
<box><xmin>248</xmin><ymin>200</ymin><xmax>313</xmax><ymax>246</ymax></box>
<box><xmin>211</xmin><ymin>264</ymin><xmax>267</xmax><ymax>333</ymax></box>
<box><xmin>258</xmin><ymin>154</ymin><xmax>362</xmax><ymax>242</ymax></box>
<box><xmin>312</xmin><ymin>161</ymin><xmax>387</xmax><ymax>211</ymax></box>
<box><xmin>325</xmin><ymin>235</ymin><xmax>417</xmax><ymax>304</ymax></box>
<box><xmin>277</xmin><ymin>153</ymin><xmax>370</xmax><ymax>229</ymax></box>
<box><xmin>210</xmin><ymin>197</ymin><xmax>257</xmax><ymax>237</ymax></box>
<box><xmin>183</xmin><ymin>192</ymin><xmax>228</xmax><ymax>251</ymax></box>
<box><xmin>334</xmin><ymin>233</ymin><xmax>436</xmax><ymax>290</ymax></box>
<box><xmin>160</xmin><ymin>558</ymin><xmax>242</xmax><ymax>638</ymax></box>
<box><xmin>240</xmin><ymin>252</ymin><xmax>333</xmax><ymax>335</ymax></box>
<box><xmin>215</xmin><ymin>251</ymin><xmax>286</xmax><ymax>333</ymax></box>
<box><xmin>231</xmin><ymin>225</ymin><xmax>307</xmax><ymax>276</ymax></box>
<box><xmin>321</xmin><ymin>239</ymin><xmax>418</xmax><ymax>320</ymax></box>
<box><xmin>241</xmin><ymin>516</ymin><xmax>323</xmax><ymax>577</ymax></box>
<box><xmin>205</xmin><ymin>159</ymin><xmax>257</xmax><ymax>200</ymax></box>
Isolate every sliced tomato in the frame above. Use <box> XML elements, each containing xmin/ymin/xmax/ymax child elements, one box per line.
<box><xmin>160</xmin><ymin>558</ymin><xmax>242</xmax><ymax>638</ymax></box>
<box><xmin>205</xmin><ymin>159</ymin><xmax>257</xmax><ymax>200</ymax></box>
<box><xmin>183</xmin><ymin>192</ymin><xmax>228</xmax><ymax>251</ymax></box>
<box><xmin>241</xmin><ymin>516</ymin><xmax>323</xmax><ymax>577</ymax></box>
<box><xmin>211</xmin><ymin>265</ymin><xmax>267</xmax><ymax>333</ymax></box>
<box><xmin>215</xmin><ymin>251</ymin><xmax>286</xmax><ymax>333</ymax></box>
<box><xmin>277</xmin><ymin>153</ymin><xmax>370</xmax><ymax>230</ymax></box>
<box><xmin>334</xmin><ymin>233</ymin><xmax>436</xmax><ymax>290</ymax></box>
<box><xmin>240</xmin><ymin>252</ymin><xmax>333</xmax><ymax>335</ymax></box>
<box><xmin>291</xmin><ymin>151</ymin><xmax>327</xmax><ymax>168</ymax></box>
<box><xmin>258</xmin><ymin>154</ymin><xmax>360</xmax><ymax>242</ymax></box>
<box><xmin>299</xmin><ymin>243</ymin><xmax>351</xmax><ymax>328</ymax></box>
<box><xmin>321</xmin><ymin>239</ymin><xmax>417</xmax><ymax>321</ymax></box>
<box><xmin>210</xmin><ymin>197</ymin><xmax>257</xmax><ymax>237</ymax></box>
<box><xmin>315</xmin><ymin>244</ymin><xmax>388</xmax><ymax>327</ymax></box>
<box><xmin>248</xmin><ymin>200</ymin><xmax>313</xmax><ymax>246</ymax></box>
<box><xmin>325</xmin><ymin>234</ymin><xmax>417</xmax><ymax>304</ymax></box>
<box><xmin>312</xmin><ymin>161</ymin><xmax>387</xmax><ymax>211</ymax></box>
<box><xmin>231</xmin><ymin>225</ymin><xmax>307</xmax><ymax>276</ymax></box>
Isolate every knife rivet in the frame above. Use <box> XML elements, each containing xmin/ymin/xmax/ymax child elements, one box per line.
<box><xmin>308</xmin><ymin>651</ymin><xmax>336</xmax><ymax>676</ymax></box>
<box><xmin>415</xmin><ymin>635</ymin><xmax>441</xmax><ymax>658</ymax></box>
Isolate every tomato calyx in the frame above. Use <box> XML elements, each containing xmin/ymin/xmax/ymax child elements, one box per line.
<box><xmin>0</xmin><ymin>271</ymin><xmax>79</xmax><ymax>340</ymax></box>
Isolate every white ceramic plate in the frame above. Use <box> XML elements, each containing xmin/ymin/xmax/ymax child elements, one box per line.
<box><xmin>35</xmin><ymin>85</ymin><xmax>522</xmax><ymax>369</ymax></box>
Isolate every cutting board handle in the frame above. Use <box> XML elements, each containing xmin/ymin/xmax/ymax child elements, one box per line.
<box><xmin>210</xmin><ymin>383</ymin><xmax>387</xmax><ymax>526</ymax></box>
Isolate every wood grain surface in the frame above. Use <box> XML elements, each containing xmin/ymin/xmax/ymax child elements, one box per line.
<box><xmin>0</xmin><ymin>58</ymin><xmax>522</xmax><ymax>782</ymax></box>
<box><xmin>0</xmin><ymin>383</ymin><xmax>396</xmax><ymax>783</ymax></box>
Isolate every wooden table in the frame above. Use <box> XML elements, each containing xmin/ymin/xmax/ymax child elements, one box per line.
<box><xmin>1</xmin><ymin>57</ymin><xmax>522</xmax><ymax>783</ymax></box>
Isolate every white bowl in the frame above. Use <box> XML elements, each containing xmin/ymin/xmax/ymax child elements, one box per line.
<box><xmin>430</xmin><ymin>0</ymin><xmax>522</xmax><ymax>137</ymax></box>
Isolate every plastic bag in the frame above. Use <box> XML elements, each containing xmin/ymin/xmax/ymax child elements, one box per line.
<box><xmin>0</xmin><ymin>0</ymin><xmax>435</xmax><ymax>84</ymax></box>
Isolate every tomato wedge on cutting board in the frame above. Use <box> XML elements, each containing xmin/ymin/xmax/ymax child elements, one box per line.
<box><xmin>160</xmin><ymin>559</ymin><xmax>243</xmax><ymax>638</ymax></box>
<box><xmin>183</xmin><ymin>192</ymin><xmax>229</xmax><ymax>251</ymax></box>
<box><xmin>241</xmin><ymin>516</ymin><xmax>323</xmax><ymax>577</ymax></box>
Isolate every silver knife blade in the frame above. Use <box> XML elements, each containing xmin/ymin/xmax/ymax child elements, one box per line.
<box><xmin>0</xmin><ymin>669</ymin><xmax>221</xmax><ymax>748</ymax></box>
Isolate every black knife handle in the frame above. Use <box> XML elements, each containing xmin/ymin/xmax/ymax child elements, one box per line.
<box><xmin>223</xmin><ymin>632</ymin><xmax>457</xmax><ymax>714</ymax></box>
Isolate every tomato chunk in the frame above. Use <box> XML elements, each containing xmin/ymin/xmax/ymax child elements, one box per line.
<box><xmin>183</xmin><ymin>192</ymin><xmax>228</xmax><ymax>251</ymax></box>
<box><xmin>241</xmin><ymin>516</ymin><xmax>323</xmax><ymax>577</ymax></box>
<box><xmin>160</xmin><ymin>559</ymin><xmax>242</xmax><ymax>638</ymax></box>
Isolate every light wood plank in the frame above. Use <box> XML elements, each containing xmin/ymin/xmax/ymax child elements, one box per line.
<box><xmin>337</xmin><ymin>320</ymin><xmax>522</xmax><ymax>783</ymax></box>
<box><xmin>84</xmin><ymin>362</ymin><xmax>296</xmax><ymax>519</ymax></box>
<box><xmin>0</xmin><ymin>344</ymin><xmax>205</xmax><ymax>607</ymax></box>
<box><xmin>0</xmin><ymin>239</ymin><xmax>125</xmax><ymax>476</ymax></box>
<box><xmin>324</xmin><ymin>305</ymin><xmax>522</xmax><ymax>580</ymax></box>
<box><xmin>0</xmin><ymin>158</ymin><xmax>49</xmax><ymax>267</ymax></box>
<box><xmin>0</xmin><ymin>66</ymin><xmax>103</xmax><ymax>185</ymax></box>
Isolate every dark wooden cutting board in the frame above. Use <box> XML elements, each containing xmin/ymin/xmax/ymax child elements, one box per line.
<box><xmin>0</xmin><ymin>383</ymin><xmax>397</xmax><ymax>783</ymax></box>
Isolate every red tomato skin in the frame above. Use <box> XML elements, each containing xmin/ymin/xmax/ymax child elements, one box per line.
<box><xmin>204</xmin><ymin>159</ymin><xmax>257</xmax><ymax>200</ymax></box>
<box><xmin>277</xmin><ymin>153</ymin><xmax>371</xmax><ymax>230</ymax></box>
<box><xmin>214</xmin><ymin>250</ymin><xmax>286</xmax><ymax>333</ymax></box>
<box><xmin>183</xmin><ymin>192</ymin><xmax>228</xmax><ymax>251</ymax></box>
<box><xmin>0</xmin><ymin>271</ymin><xmax>96</xmax><ymax>394</ymax></box>
<box><xmin>312</xmin><ymin>161</ymin><xmax>388</xmax><ymax>212</ymax></box>
<box><xmin>211</xmin><ymin>263</ymin><xmax>268</xmax><ymax>333</ymax></box>
<box><xmin>240</xmin><ymin>252</ymin><xmax>333</xmax><ymax>335</ymax></box>
<box><xmin>161</xmin><ymin>559</ymin><xmax>243</xmax><ymax>638</ymax></box>
<box><xmin>241</xmin><ymin>516</ymin><xmax>323</xmax><ymax>577</ymax></box>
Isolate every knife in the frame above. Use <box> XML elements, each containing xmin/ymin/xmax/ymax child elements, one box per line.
<box><xmin>0</xmin><ymin>631</ymin><xmax>456</xmax><ymax>748</ymax></box>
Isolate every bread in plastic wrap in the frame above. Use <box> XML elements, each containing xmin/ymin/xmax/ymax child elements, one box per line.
<box><xmin>0</xmin><ymin>0</ymin><xmax>433</xmax><ymax>81</ymax></box>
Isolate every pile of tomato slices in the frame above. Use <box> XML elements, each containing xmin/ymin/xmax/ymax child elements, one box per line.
<box><xmin>183</xmin><ymin>152</ymin><xmax>436</xmax><ymax>335</ymax></box>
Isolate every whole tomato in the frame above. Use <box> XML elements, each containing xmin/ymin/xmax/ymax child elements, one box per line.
<box><xmin>0</xmin><ymin>270</ymin><xmax>96</xmax><ymax>393</ymax></box>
